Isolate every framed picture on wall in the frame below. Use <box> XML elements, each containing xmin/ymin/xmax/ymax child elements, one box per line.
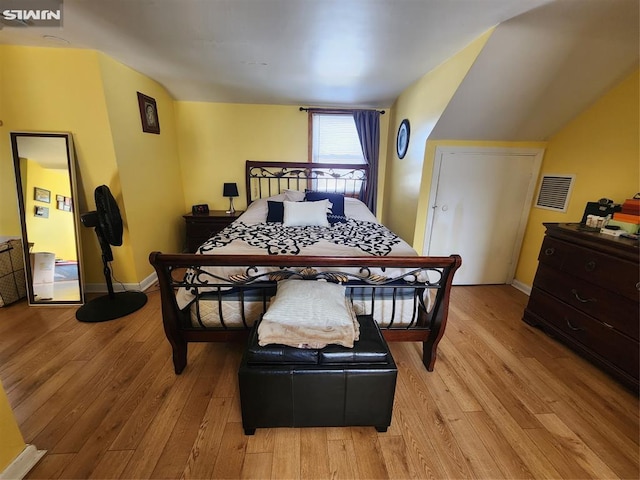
<box><xmin>56</xmin><ymin>195</ymin><xmax>73</xmax><ymax>212</ymax></box>
<box><xmin>34</xmin><ymin>206</ymin><xmax>49</xmax><ymax>218</ymax></box>
<box><xmin>137</xmin><ymin>91</ymin><xmax>160</xmax><ymax>134</ymax></box>
<box><xmin>34</xmin><ymin>187</ymin><xmax>51</xmax><ymax>203</ymax></box>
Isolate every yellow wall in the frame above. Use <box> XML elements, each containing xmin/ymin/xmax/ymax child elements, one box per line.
<box><xmin>0</xmin><ymin>379</ymin><xmax>25</xmax><ymax>472</ymax></box>
<box><xmin>98</xmin><ymin>54</ymin><xmax>184</xmax><ymax>273</ymax></box>
<box><xmin>0</xmin><ymin>46</ymin><xmax>183</xmax><ymax>284</ymax></box>
<box><xmin>175</xmin><ymin>103</ymin><xmax>389</xmax><ymax>217</ymax></box>
<box><xmin>514</xmin><ymin>68</ymin><xmax>640</xmax><ymax>286</ymax></box>
<box><xmin>382</xmin><ymin>29</ymin><xmax>494</xmax><ymax>243</ymax></box>
<box><xmin>0</xmin><ymin>46</ymin><xmax>123</xmax><ymax>284</ymax></box>
<box><xmin>23</xmin><ymin>159</ymin><xmax>77</xmax><ymax>260</ymax></box>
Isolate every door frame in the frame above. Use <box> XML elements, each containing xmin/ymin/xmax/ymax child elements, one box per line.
<box><xmin>423</xmin><ymin>145</ymin><xmax>544</xmax><ymax>283</ymax></box>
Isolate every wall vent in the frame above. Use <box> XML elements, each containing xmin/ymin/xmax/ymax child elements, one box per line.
<box><xmin>534</xmin><ymin>174</ymin><xmax>575</xmax><ymax>212</ymax></box>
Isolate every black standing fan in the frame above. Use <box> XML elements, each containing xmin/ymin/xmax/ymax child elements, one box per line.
<box><xmin>75</xmin><ymin>185</ymin><xmax>147</xmax><ymax>322</ymax></box>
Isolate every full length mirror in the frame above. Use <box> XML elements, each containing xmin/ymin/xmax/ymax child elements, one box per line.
<box><xmin>11</xmin><ymin>132</ymin><xmax>84</xmax><ymax>305</ymax></box>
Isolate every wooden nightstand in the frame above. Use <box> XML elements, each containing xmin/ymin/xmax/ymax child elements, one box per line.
<box><xmin>183</xmin><ymin>210</ymin><xmax>243</xmax><ymax>253</ymax></box>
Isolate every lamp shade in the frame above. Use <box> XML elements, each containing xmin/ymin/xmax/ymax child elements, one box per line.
<box><xmin>223</xmin><ymin>182</ymin><xmax>239</xmax><ymax>197</ymax></box>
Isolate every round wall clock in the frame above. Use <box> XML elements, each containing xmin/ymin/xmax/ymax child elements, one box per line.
<box><xmin>396</xmin><ymin>119</ymin><xmax>410</xmax><ymax>159</ymax></box>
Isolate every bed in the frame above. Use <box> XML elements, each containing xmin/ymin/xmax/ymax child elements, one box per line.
<box><xmin>150</xmin><ymin>161</ymin><xmax>461</xmax><ymax>374</ymax></box>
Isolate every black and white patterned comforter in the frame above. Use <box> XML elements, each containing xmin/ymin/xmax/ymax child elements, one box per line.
<box><xmin>198</xmin><ymin>219</ymin><xmax>403</xmax><ymax>257</ymax></box>
<box><xmin>176</xmin><ymin>197</ymin><xmax>418</xmax><ymax>309</ymax></box>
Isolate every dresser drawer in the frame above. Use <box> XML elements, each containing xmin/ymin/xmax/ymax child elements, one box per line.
<box><xmin>528</xmin><ymin>288</ymin><xmax>639</xmax><ymax>379</ymax></box>
<box><xmin>538</xmin><ymin>236</ymin><xmax>639</xmax><ymax>300</ymax></box>
<box><xmin>533</xmin><ymin>264</ymin><xmax>639</xmax><ymax>340</ymax></box>
<box><xmin>185</xmin><ymin>219</ymin><xmax>227</xmax><ymax>237</ymax></box>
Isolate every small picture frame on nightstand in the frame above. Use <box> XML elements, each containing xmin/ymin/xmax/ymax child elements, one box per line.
<box><xmin>192</xmin><ymin>204</ymin><xmax>209</xmax><ymax>214</ymax></box>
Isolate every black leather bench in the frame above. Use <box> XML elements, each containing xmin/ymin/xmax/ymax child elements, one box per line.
<box><xmin>238</xmin><ymin>315</ymin><xmax>397</xmax><ymax>435</ymax></box>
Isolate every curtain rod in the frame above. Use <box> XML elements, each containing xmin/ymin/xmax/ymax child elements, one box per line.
<box><xmin>299</xmin><ymin>107</ymin><xmax>385</xmax><ymax>115</ymax></box>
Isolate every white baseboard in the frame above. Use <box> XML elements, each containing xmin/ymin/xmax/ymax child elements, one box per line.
<box><xmin>0</xmin><ymin>445</ymin><xmax>46</xmax><ymax>480</ymax></box>
<box><xmin>511</xmin><ymin>279</ymin><xmax>531</xmax><ymax>296</ymax></box>
<box><xmin>84</xmin><ymin>271</ymin><xmax>158</xmax><ymax>294</ymax></box>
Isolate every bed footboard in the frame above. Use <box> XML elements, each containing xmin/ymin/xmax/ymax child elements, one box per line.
<box><xmin>149</xmin><ymin>253</ymin><xmax>461</xmax><ymax>374</ymax></box>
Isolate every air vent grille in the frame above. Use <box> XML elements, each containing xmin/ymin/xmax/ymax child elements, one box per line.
<box><xmin>535</xmin><ymin>174</ymin><xmax>575</xmax><ymax>212</ymax></box>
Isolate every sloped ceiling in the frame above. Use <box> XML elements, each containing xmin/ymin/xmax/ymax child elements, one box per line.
<box><xmin>431</xmin><ymin>0</ymin><xmax>639</xmax><ymax>141</ymax></box>
<box><xmin>0</xmin><ymin>0</ymin><xmax>551</xmax><ymax>107</ymax></box>
<box><xmin>0</xmin><ymin>1</ymin><xmax>637</xmax><ymax>140</ymax></box>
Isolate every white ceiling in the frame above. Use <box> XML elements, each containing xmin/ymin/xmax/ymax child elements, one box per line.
<box><xmin>431</xmin><ymin>0</ymin><xmax>639</xmax><ymax>140</ymax></box>
<box><xmin>15</xmin><ymin>135</ymin><xmax>69</xmax><ymax>169</ymax></box>
<box><xmin>1</xmin><ymin>0</ymin><xmax>637</xmax><ymax>141</ymax></box>
<box><xmin>0</xmin><ymin>0</ymin><xmax>553</xmax><ymax>107</ymax></box>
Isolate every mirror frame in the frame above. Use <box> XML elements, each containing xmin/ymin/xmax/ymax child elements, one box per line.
<box><xmin>10</xmin><ymin>131</ymin><xmax>85</xmax><ymax>305</ymax></box>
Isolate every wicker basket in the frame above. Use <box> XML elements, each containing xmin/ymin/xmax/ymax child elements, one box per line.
<box><xmin>0</xmin><ymin>239</ymin><xmax>27</xmax><ymax>307</ymax></box>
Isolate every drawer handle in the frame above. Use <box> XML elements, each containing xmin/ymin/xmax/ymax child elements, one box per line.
<box><xmin>544</xmin><ymin>247</ymin><xmax>555</xmax><ymax>256</ymax></box>
<box><xmin>584</xmin><ymin>260</ymin><xmax>596</xmax><ymax>272</ymax></box>
<box><xmin>566</xmin><ymin>318</ymin><xmax>583</xmax><ymax>332</ymax></box>
<box><xmin>570</xmin><ymin>289</ymin><xmax>597</xmax><ymax>303</ymax></box>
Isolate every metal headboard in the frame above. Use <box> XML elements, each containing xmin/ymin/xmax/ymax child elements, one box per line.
<box><xmin>245</xmin><ymin>161</ymin><xmax>369</xmax><ymax>205</ymax></box>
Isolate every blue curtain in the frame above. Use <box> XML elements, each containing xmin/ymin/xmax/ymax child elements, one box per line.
<box><xmin>353</xmin><ymin>110</ymin><xmax>380</xmax><ymax>214</ymax></box>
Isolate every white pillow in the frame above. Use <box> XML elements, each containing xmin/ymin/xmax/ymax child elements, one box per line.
<box><xmin>283</xmin><ymin>189</ymin><xmax>305</xmax><ymax>202</ymax></box>
<box><xmin>258</xmin><ymin>280</ymin><xmax>359</xmax><ymax>348</ymax></box>
<box><xmin>283</xmin><ymin>200</ymin><xmax>330</xmax><ymax>227</ymax></box>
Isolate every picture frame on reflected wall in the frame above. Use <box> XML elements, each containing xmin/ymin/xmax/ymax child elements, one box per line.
<box><xmin>34</xmin><ymin>187</ymin><xmax>51</xmax><ymax>203</ymax></box>
<box><xmin>34</xmin><ymin>206</ymin><xmax>49</xmax><ymax>218</ymax></box>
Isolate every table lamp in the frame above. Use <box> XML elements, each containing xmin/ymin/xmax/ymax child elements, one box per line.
<box><xmin>223</xmin><ymin>182</ymin><xmax>239</xmax><ymax>214</ymax></box>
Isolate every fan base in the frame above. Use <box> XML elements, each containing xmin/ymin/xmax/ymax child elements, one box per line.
<box><xmin>76</xmin><ymin>291</ymin><xmax>148</xmax><ymax>323</ymax></box>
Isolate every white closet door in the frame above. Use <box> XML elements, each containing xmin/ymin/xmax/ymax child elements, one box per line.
<box><xmin>425</xmin><ymin>148</ymin><xmax>542</xmax><ymax>285</ymax></box>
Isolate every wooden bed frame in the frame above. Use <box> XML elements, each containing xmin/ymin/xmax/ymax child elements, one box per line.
<box><xmin>150</xmin><ymin>161</ymin><xmax>461</xmax><ymax>374</ymax></box>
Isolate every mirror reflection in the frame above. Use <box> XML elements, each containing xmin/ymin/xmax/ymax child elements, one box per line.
<box><xmin>11</xmin><ymin>132</ymin><xmax>84</xmax><ymax>305</ymax></box>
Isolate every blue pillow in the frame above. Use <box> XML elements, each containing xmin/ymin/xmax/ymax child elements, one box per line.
<box><xmin>304</xmin><ymin>191</ymin><xmax>347</xmax><ymax>224</ymax></box>
<box><xmin>266</xmin><ymin>201</ymin><xmax>284</xmax><ymax>222</ymax></box>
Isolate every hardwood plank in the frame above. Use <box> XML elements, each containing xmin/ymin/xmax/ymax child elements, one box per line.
<box><xmin>116</xmin><ymin>347</ymin><xmax>210</xmax><ymax>479</ymax></box>
<box><xmin>240</xmin><ymin>452</ymin><xmax>272</xmax><ymax>480</ymax></box>
<box><xmin>0</xmin><ymin>285</ymin><xmax>634</xmax><ymax>480</ymax></box>
<box><xmin>50</xmin><ymin>339</ymin><xmax>164</xmax><ymax>455</ymax></box>
<box><xmin>520</xmin><ymin>359</ymin><xmax>640</xmax><ymax>478</ymax></box>
<box><xmin>465</xmin><ymin>411</ymin><xmax>535</xmax><ymax>479</ymax></box>
<box><xmin>148</xmin><ymin>346</ymin><xmax>229</xmax><ymax>479</ymax></box>
<box><xmin>210</xmin><ymin>422</ymin><xmax>248</xmax><ymax>479</ymax></box>
<box><xmin>11</xmin><ymin>360</ymin><xmax>86</xmax><ymax>425</ymax></box>
<box><xmin>109</xmin><ymin>347</ymin><xmax>211</xmax><ymax>451</ymax></box>
<box><xmin>535</xmin><ymin>412</ymin><xmax>620</xmax><ymax>479</ymax></box>
<box><xmin>88</xmin><ymin>450</ymin><xmax>134</xmax><ymax>479</ymax></box>
<box><xmin>24</xmin><ymin>452</ymin><xmax>75</xmax><ymax>480</ymax></box>
<box><xmin>327</xmin><ymin>438</ymin><xmax>359</xmax><ymax>479</ymax></box>
<box><xmin>269</xmin><ymin>428</ymin><xmax>300</xmax><ymax>479</ymax></box>
<box><xmin>299</xmin><ymin>428</ymin><xmax>331</xmax><ymax>479</ymax></box>
<box><xmin>350</xmin><ymin>427</ymin><xmax>390</xmax><ymax>479</ymax></box>
<box><xmin>435</xmin><ymin>339</ymin><xmax>564</xmax><ymax>479</ymax></box>
<box><xmin>377</xmin><ymin>434</ymin><xmax>412</xmax><ymax>480</ymax></box>
<box><xmin>179</xmin><ymin>396</ymin><xmax>234</xmax><ymax>479</ymax></box>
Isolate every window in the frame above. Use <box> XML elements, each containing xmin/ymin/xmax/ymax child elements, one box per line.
<box><xmin>310</xmin><ymin>113</ymin><xmax>364</xmax><ymax>164</ymax></box>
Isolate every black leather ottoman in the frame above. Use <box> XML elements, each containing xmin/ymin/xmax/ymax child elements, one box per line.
<box><xmin>238</xmin><ymin>315</ymin><xmax>397</xmax><ymax>435</ymax></box>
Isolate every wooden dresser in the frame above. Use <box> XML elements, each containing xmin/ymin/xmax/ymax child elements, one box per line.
<box><xmin>183</xmin><ymin>211</ymin><xmax>242</xmax><ymax>253</ymax></box>
<box><xmin>523</xmin><ymin>223</ymin><xmax>639</xmax><ymax>391</ymax></box>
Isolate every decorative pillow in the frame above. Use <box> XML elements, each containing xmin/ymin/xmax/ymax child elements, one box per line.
<box><xmin>283</xmin><ymin>200</ymin><xmax>330</xmax><ymax>227</ymax></box>
<box><xmin>304</xmin><ymin>191</ymin><xmax>347</xmax><ymax>224</ymax></box>
<box><xmin>266</xmin><ymin>201</ymin><xmax>284</xmax><ymax>222</ymax></box>
<box><xmin>258</xmin><ymin>280</ymin><xmax>359</xmax><ymax>348</ymax></box>
<box><xmin>283</xmin><ymin>189</ymin><xmax>305</xmax><ymax>202</ymax></box>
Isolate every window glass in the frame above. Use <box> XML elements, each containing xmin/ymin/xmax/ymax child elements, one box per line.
<box><xmin>311</xmin><ymin>114</ymin><xmax>365</xmax><ymax>164</ymax></box>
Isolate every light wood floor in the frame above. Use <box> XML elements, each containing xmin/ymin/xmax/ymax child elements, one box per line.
<box><xmin>0</xmin><ymin>285</ymin><xmax>637</xmax><ymax>479</ymax></box>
